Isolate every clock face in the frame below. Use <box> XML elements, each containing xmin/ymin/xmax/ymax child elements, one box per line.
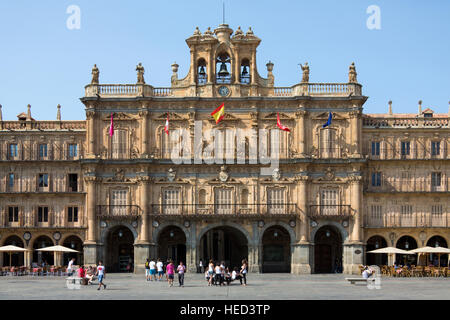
<box><xmin>218</xmin><ymin>86</ymin><xmax>230</xmax><ymax>97</ymax></box>
<box><xmin>23</xmin><ymin>232</ymin><xmax>31</xmax><ymax>241</ymax></box>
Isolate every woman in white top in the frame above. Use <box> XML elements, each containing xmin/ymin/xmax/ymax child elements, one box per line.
<box><xmin>208</xmin><ymin>260</ymin><xmax>214</xmax><ymax>286</ymax></box>
<box><xmin>240</xmin><ymin>259</ymin><xmax>248</xmax><ymax>286</ymax></box>
<box><xmin>214</xmin><ymin>264</ymin><xmax>222</xmax><ymax>286</ymax></box>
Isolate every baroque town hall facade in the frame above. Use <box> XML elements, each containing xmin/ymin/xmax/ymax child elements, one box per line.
<box><xmin>0</xmin><ymin>24</ymin><xmax>448</xmax><ymax>274</ymax></box>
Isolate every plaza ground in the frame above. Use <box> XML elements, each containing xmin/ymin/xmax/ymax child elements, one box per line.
<box><xmin>0</xmin><ymin>273</ymin><xmax>448</xmax><ymax>300</ymax></box>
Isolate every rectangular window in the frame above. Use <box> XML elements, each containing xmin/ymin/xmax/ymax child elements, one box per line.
<box><xmin>8</xmin><ymin>173</ymin><xmax>14</xmax><ymax>189</ymax></box>
<box><xmin>267</xmin><ymin>188</ymin><xmax>285</xmax><ymax>214</ymax></box>
<box><xmin>320</xmin><ymin>189</ymin><xmax>338</xmax><ymax>215</ymax></box>
<box><xmin>38</xmin><ymin>207</ymin><xmax>48</xmax><ymax>222</ymax></box>
<box><xmin>68</xmin><ymin>207</ymin><xmax>78</xmax><ymax>222</ymax></box>
<box><xmin>68</xmin><ymin>174</ymin><xmax>78</xmax><ymax>192</ymax></box>
<box><xmin>371</xmin><ymin>142</ymin><xmax>380</xmax><ymax>156</ymax></box>
<box><xmin>401</xmin><ymin>141</ymin><xmax>410</xmax><ymax>156</ymax></box>
<box><xmin>431</xmin><ymin>141</ymin><xmax>440</xmax><ymax>156</ymax></box>
<box><xmin>320</xmin><ymin>128</ymin><xmax>338</xmax><ymax>158</ymax></box>
<box><xmin>38</xmin><ymin>174</ymin><xmax>49</xmax><ymax>188</ymax></box>
<box><xmin>111</xmin><ymin>190</ymin><xmax>127</xmax><ymax>215</ymax></box>
<box><xmin>431</xmin><ymin>205</ymin><xmax>444</xmax><ymax>226</ymax></box>
<box><xmin>370</xmin><ymin>205</ymin><xmax>383</xmax><ymax>226</ymax></box>
<box><xmin>9</xmin><ymin>144</ymin><xmax>18</xmax><ymax>158</ymax></box>
<box><xmin>371</xmin><ymin>172</ymin><xmax>382</xmax><ymax>187</ymax></box>
<box><xmin>68</xmin><ymin>144</ymin><xmax>78</xmax><ymax>158</ymax></box>
<box><xmin>163</xmin><ymin>189</ymin><xmax>180</xmax><ymax>214</ymax></box>
<box><xmin>39</xmin><ymin>144</ymin><xmax>48</xmax><ymax>158</ymax></box>
<box><xmin>112</xmin><ymin>130</ymin><xmax>127</xmax><ymax>159</ymax></box>
<box><xmin>431</xmin><ymin>172</ymin><xmax>441</xmax><ymax>187</ymax></box>
<box><xmin>8</xmin><ymin>207</ymin><xmax>19</xmax><ymax>222</ymax></box>
<box><xmin>215</xmin><ymin>188</ymin><xmax>233</xmax><ymax>214</ymax></box>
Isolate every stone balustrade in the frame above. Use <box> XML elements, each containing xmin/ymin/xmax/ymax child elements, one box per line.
<box><xmin>364</xmin><ymin>212</ymin><xmax>449</xmax><ymax>228</ymax></box>
<box><xmin>363</xmin><ymin>116</ymin><xmax>449</xmax><ymax>128</ymax></box>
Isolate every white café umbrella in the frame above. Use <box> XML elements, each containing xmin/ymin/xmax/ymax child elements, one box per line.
<box><xmin>36</xmin><ymin>245</ymin><xmax>79</xmax><ymax>267</ymax></box>
<box><xmin>0</xmin><ymin>245</ymin><xmax>29</xmax><ymax>267</ymax></box>
<box><xmin>411</xmin><ymin>246</ymin><xmax>450</xmax><ymax>267</ymax></box>
<box><xmin>367</xmin><ymin>247</ymin><xmax>415</xmax><ymax>266</ymax></box>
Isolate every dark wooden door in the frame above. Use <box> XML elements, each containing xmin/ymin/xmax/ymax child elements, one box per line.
<box><xmin>315</xmin><ymin>244</ymin><xmax>332</xmax><ymax>273</ymax></box>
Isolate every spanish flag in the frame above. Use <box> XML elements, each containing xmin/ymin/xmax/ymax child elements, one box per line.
<box><xmin>211</xmin><ymin>103</ymin><xmax>225</xmax><ymax>124</ymax></box>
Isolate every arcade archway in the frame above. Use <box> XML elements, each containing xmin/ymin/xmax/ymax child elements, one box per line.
<box><xmin>32</xmin><ymin>236</ymin><xmax>54</xmax><ymax>266</ymax></box>
<box><xmin>105</xmin><ymin>226</ymin><xmax>135</xmax><ymax>272</ymax></box>
<box><xmin>262</xmin><ymin>226</ymin><xmax>291</xmax><ymax>273</ymax></box>
<box><xmin>2</xmin><ymin>235</ymin><xmax>25</xmax><ymax>267</ymax></box>
<box><xmin>199</xmin><ymin>226</ymin><xmax>248</xmax><ymax>269</ymax></box>
<box><xmin>366</xmin><ymin>235</ymin><xmax>388</xmax><ymax>266</ymax></box>
<box><xmin>396</xmin><ymin>235</ymin><xmax>417</xmax><ymax>265</ymax></box>
<box><xmin>62</xmin><ymin>236</ymin><xmax>84</xmax><ymax>266</ymax></box>
<box><xmin>426</xmin><ymin>235</ymin><xmax>448</xmax><ymax>267</ymax></box>
<box><xmin>314</xmin><ymin>226</ymin><xmax>342</xmax><ymax>273</ymax></box>
<box><xmin>157</xmin><ymin>226</ymin><xmax>186</xmax><ymax>265</ymax></box>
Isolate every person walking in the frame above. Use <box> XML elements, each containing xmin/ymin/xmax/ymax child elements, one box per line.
<box><xmin>240</xmin><ymin>259</ymin><xmax>248</xmax><ymax>286</ymax></box>
<box><xmin>166</xmin><ymin>260</ymin><xmax>175</xmax><ymax>287</ymax></box>
<box><xmin>67</xmin><ymin>258</ymin><xmax>75</xmax><ymax>276</ymax></box>
<box><xmin>96</xmin><ymin>261</ymin><xmax>106</xmax><ymax>290</ymax></box>
<box><xmin>145</xmin><ymin>259</ymin><xmax>150</xmax><ymax>281</ymax></box>
<box><xmin>198</xmin><ymin>259</ymin><xmax>203</xmax><ymax>274</ymax></box>
<box><xmin>156</xmin><ymin>258</ymin><xmax>164</xmax><ymax>281</ymax></box>
<box><xmin>207</xmin><ymin>260</ymin><xmax>214</xmax><ymax>286</ymax></box>
<box><xmin>149</xmin><ymin>258</ymin><xmax>156</xmax><ymax>281</ymax></box>
<box><xmin>214</xmin><ymin>263</ymin><xmax>222</xmax><ymax>286</ymax></box>
<box><xmin>177</xmin><ymin>261</ymin><xmax>186</xmax><ymax>287</ymax></box>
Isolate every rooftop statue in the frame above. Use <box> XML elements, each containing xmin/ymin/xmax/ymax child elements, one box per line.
<box><xmin>136</xmin><ymin>63</ymin><xmax>145</xmax><ymax>84</ymax></box>
<box><xmin>348</xmin><ymin>62</ymin><xmax>357</xmax><ymax>83</ymax></box>
<box><xmin>91</xmin><ymin>64</ymin><xmax>99</xmax><ymax>84</ymax></box>
<box><xmin>299</xmin><ymin>62</ymin><xmax>309</xmax><ymax>83</ymax></box>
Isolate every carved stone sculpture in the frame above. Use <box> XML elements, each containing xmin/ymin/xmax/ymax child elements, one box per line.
<box><xmin>348</xmin><ymin>62</ymin><xmax>357</xmax><ymax>83</ymax></box>
<box><xmin>299</xmin><ymin>62</ymin><xmax>309</xmax><ymax>83</ymax></box>
<box><xmin>136</xmin><ymin>63</ymin><xmax>145</xmax><ymax>84</ymax></box>
<box><xmin>91</xmin><ymin>64</ymin><xmax>99</xmax><ymax>84</ymax></box>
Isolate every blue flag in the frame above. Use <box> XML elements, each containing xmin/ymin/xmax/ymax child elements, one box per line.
<box><xmin>322</xmin><ymin>112</ymin><xmax>332</xmax><ymax>128</ymax></box>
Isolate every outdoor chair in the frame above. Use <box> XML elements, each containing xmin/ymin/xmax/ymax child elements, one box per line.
<box><xmin>423</xmin><ymin>267</ymin><xmax>431</xmax><ymax>277</ymax></box>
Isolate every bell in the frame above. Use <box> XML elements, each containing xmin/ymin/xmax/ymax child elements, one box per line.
<box><xmin>218</xmin><ymin>62</ymin><xmax>229</xmax><ymax>77</ymax></box>
<box><xmin>199</xmin><ymin>65</ymin><xmax>206</xmax><ymax>76</ymax></box>
<box><xmin>241</xmin><ymin>65</ymin><xmax>249</xmax><ymax>76</ymax></box>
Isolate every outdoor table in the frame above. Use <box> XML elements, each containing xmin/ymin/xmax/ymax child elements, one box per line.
<box><xmin>66</xmin><ymin>276</ymin><xmax>83</xmax><ymax>290</ymax></box>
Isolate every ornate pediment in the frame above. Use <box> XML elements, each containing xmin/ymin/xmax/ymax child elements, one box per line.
<box><xmin>102</xmin><ymin>112</ymin><xmax>138</xmax><ymax>121</ymax></box>
<box><xmin>313</xmin><ymin>112</ymin><xmax>346</xmax><ymax>120</ymax></box>
<box><xmin>263</xmin><ymin>112</ymin><xmax>292</xmax><ymax>120</ymax></box>
<box><xmin>208</xmin><ymin>113</ymin><xmax>240</xmax><ymax>122</ymax></box>
<box><xmin>156</xmin><ymin>112</ymin><xmax>186</xmax><ymax>121</ymax></box>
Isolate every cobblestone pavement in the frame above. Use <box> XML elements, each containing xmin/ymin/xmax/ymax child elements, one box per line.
<box><xmin>0</xmin><ymin>273</ymin><xmax>449</xmax><ymax>300</ymax></box>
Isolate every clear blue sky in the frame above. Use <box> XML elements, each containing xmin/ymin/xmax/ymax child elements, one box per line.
<box><xmin>0</xmin><ymin>0</ymin><xmax>449</xmax><ymax>120</ymax></box>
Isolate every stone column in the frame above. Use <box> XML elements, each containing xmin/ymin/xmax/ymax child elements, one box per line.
<box><xmin>83</xmin><ymin>176</ymin><xmax>98</xmax><ymax>265</ymax></box>
<box><xmin>134</xmin><ymin>176</ymin><xmax>152</xmax><ymax>274</ymax></box>
<box><xmin>248</xmin><ymin>244</ymin><xmax>261</xmax><ymax>273</ymax></box>
<box><xmin>344</xmin><ymin>174</ymin><xmax>364</xmax><ymax>274</ymax></box>
<box><xmin>296</xmin><ymin>110</ymin><xmax>307</xmax><ymax>156</ymax></box>
<box><xmin>350</xmin><ymin>110</ymin><xmax>361</xmax><ymax>157</ymax></box>
<box><xmin>140</xmin><ymin>110</ymin><xmax>149</xmax><ymax>157</ymax></box>
<box><xmin>86</xmin><ymin>111</ymin><xmax>96</xmax><ymax>157</ymax></box>
<box><xmin>297</xmin><ymin>176</ymin><xmax>309</xmax><ymax>242</ymax></box>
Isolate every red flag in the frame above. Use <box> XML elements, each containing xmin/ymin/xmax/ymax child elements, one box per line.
<box><xmin>277</xmin><ymin>112</ymin><xmax>291</xmax><ymax>132</ymax></box>
<box><xmin>109</xmin><ymin>113</ymin><xmax>114</xmax><ymax>137</ymax></box>
<box><xmin>211</xmin><ymin>103</ymin><xmax>225</xmax><ymax>124</ymax></box>
<box><xmin>164</xmin><ymin>113</ymin><xmax>169</xmax><ymax>135</ymax></box>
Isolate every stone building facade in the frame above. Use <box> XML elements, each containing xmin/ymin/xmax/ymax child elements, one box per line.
<box><xmin>0</xmin><ymin>24</ymin><xmax>448</xmax><ymax>274</ymax></box>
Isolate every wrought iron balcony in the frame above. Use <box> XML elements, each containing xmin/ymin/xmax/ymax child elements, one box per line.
<box><xmin>364</xmin><ymin>179</ymin><xmax>449</xmax><ymax>193</ymax></box>
<box><xmin>150</xmin><ymin>203</ymin><xmax>299</xmax><ymax>217</ymax></box>
<box><xmin>364</xmin><ymin>213</ymin><xmax>449</xmax><ymax>228</ymax></box>
<box><xmin>308</xmin><ymin>205</ymin><xmax>352</xmax><ymax>219</ymax></box>
<box><xmin>97</xmin><ymin>205</ymin><xmax>142</xmax><ymax>219</ymax></box>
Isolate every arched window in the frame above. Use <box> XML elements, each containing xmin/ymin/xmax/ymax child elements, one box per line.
<box><xmin>240</xmin><ymin>58</ymin><xmax>250</xmax><ymax>84</ymax></box>
<box><xmin>197</xmin><ymin>58</ymin><xmax>207</xmax><ymax>85</ymax></box>
<box><xmin>216</xmin><ymin>52</ymin><xmax>231</xmax><ymax>84</ymax></box>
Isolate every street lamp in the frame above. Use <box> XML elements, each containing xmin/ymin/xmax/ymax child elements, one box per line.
<box><xmin>274</xmin><ymin>231</ymin><xmax>278</xmax><ymax>238</ymax></box>
<box><xmin>118</xmin><ymin>230</ymin><xmax>123</xmax><ymax>238</ymax></box>
<box><xmin>170</xmin><ymin>231</ymin><xmax>174</xmax><ymax>238</ymax></box>
<box><xmin>405</xmin><ymin>241</ymin><xmax>409</xmax><ymax>249</ymax></box>
<box><xmin>71</xmin><ymin>242</ymin><xmax>75</xmax><ymax>249</ymax></box>
<box><xmin>325</xmin><ymin>230</ymin><xmax>331</xmax><ymax>238</ymax></box>
<box><xmin>375</xmin><ymin>241</ymin><xmax>379</xmax><ymax>249</ymax></box>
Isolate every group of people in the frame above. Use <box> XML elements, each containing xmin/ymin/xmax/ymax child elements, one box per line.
<box><xmin>205</xmin><ymin>259</ymin><xmax>248</xmax><ymax>286</ymax></box>
<box><xmin>144</xmin><ymin>258</ymin><xmax>186</xmax><ymax>287</ymax></box>
<box><xmin>67</xmin><ymin>258</ymin><xmax>107</xmax><ymax>290</ymax></box>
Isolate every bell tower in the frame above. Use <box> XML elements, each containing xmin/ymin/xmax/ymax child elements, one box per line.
<box><xmin>170</xmin><ymin>24</ymin><xmax>274</xmax><ymax>97</ymax></box>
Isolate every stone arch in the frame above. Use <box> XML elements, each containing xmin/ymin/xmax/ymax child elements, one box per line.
<box><xmin>258</xmin><ymin>221</ymin><xmax>296</xmax><ymax>245</ymax></box>
<box><xmin>152</xmin><ymin>221</ymin><xmax>191</xmax><ymax>244</ymax></box>
<box><xmin>30</xmin><ymin>233</ymin><xmax>55</xmax><ymax>249</ymax></box>
<box><xmin>197</xmin><ymin>221</ymin><xmax>252</xmax><ymax>246</ymax></box>
<box><xmin>426</xmin><ymin>233</ymin><xmax>449</xmax><ymax>246</ymax></box>
<box><xmin>260</xmin><ymin>224</ymin><xmax>293</xmax><ymax>273</ymax></box>
<box><xmin>310</xmin><ymin>220</ymin><xmax>349</xmax><ymax>244</ymax></box>
<box><xmin>100</xmin><ymin>221</ymin><xmax>138</xmax><ymax>245</ymax></box>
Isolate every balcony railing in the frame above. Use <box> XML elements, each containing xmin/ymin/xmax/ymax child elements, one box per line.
<box><xmin>364</xmin><ymin>213</ymin><xmax>449</xmax><ymax>228</ymax></box>
<box><xmin>363</xmin><ymin>147</ymin><xmax>448</xmax><ymax>160</ymax></box>
<box><xmin>150</xmin><ymin>203</ymin><xmax>299</xmax><ymax>216</ymax></box>
<box><xmin>0</xmin><ymin>212</ymin><xmax>85</xmax><ymax>228</ymax></box>
<box><xmin>363</xmin><ymin>116</ymin><xmax>449</xmax><ymax>128</ymax></box>
<box><xmin>365</xmin><ymin>179</ymin><xmax>449</xmax><ymax>193</ymax></box>
<box><xmin>308</xmin><ymin>205</ymin><xmax>352</xmax><ymax>219</ymax></box>
<box><xmin>0</xmin><ymin>120</ymin><xmax>86</xmax><ymax>131</ymax></box>
<box><xmin>97</xmin><ymin>205</ymin><xmax>142</xmax><ymax>218</ymax></box>
<box><xmin>0</xmin><ymin>143</ymin><xmax>84</xmax><ymax>161</ymax></box>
